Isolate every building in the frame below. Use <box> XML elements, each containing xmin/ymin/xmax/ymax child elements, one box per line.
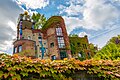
<box><xmin>69</xmin><ymin>36</ymin><xmax>97</xmax><ymax>59</ymax></box>
<box><xmin>13</xmin><ymin>12</ymin><xmax>97</xmax><ymax>60</ymax></box>
<box><xmin>13</xmin><ymin>13</ymin><xmax>71</xmax><ymax>60</ymax></box>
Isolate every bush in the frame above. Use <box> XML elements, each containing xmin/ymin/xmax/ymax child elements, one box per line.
<box><xmin>0</xmin><ymin>53</ymin><xmax>120</xmax><ymax>80</ymax></box>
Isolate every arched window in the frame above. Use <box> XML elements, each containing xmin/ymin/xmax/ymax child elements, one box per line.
<box><xmin>18</xmin><ymin>45</ymin><xmax>22</xmax><ymax>52</ymax></box>
<box><xmin>38</xmin><ymin>33</ymin><xmax>42</xmax><ymax>42</ymax></box>
<box><xmin>56</xmin><ymin>27</ymin><xmax>63</xmax><ymax>36</ymax></box>
<box><xmin>28</xmin><ymin>36</ymin><xmax>31</xmax><ymax>40</ymax></box>
<box><xmin>14</xmin><ymin>47</ymin><xmax>17</xmax><ymax>53</ymax></box>
<box><xmin>56</xmin><ymin>26</ymin><xmax>65</xmax><ymax>48</ymax></box>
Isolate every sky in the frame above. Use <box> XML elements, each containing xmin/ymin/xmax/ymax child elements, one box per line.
<box><xmin>0</xmin><ymin>0</ymin><xmax>120</xmax><ymax>54</ymax></box>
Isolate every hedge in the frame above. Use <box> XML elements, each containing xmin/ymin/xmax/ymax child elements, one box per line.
<box><xmin>0</xmin><ymin>53</ymin><xmax>120</xmax><ymax>80</ymax></box>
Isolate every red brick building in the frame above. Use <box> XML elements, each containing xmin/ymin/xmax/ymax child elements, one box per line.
<box><xmin>13</xmin><ymin>13</ymin><xmax>71</xmax><ymax>59</ymax></box>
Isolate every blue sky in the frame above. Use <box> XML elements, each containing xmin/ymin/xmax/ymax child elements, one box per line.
<box><xmin>0</xmin><ymin>0</ymin><xmax>120</xmax><ymax>54</ymax></box>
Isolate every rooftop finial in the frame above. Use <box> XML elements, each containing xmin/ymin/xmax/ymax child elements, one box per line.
<box><xmin>24</xmin><ymin>11</ymin><xmax>28</xmax><ymax>15</ymax></box>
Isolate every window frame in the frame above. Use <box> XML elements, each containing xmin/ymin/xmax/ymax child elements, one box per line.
<box><xmin>18</xmin><ymin>45</ymin><xmax>22</xmax><ymax>53</ymax></box>
<box><xmin>60</xmin><ymin>51</ymin><xmax>67</xmax><ymax>60</ymax></box>
<box><xmin>28</xmin><ymin>36</ymin><xmax>31</xmax><ymax>40</ymax></box>
<box><xmin>56</xmin><ymin>27</ymin><xmax>63</xmax><ymax>36</ymax></box>
<box><xmin>50</xmin><ymin>42</ymin><xmax>54</xmax><ymax>48</ymax></box>
<box><xmin>14</xmin><ymin>47</ymin><xmax>17</xmax><ymax>53</ymax></box>
<box><xmin>51</xmin><ymin>55</ymin><xmax>56</xmax><ymax>60</ymax></box>
<box><xmin>57</xmin><ymin>37</ymin><xmax>65</xmax><ymax>48</ymax></box>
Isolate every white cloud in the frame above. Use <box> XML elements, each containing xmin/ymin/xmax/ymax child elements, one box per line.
<box><xmin>15</xmin><ymin>0</ymin><xmax>49</xmax><ymax>9</ymax></box>
<box><xmin>58</xmin><ymin>0</ymin><xmax>84</xmax><ymax>16</ymax></box>
<box><xmin>78</xmin><ymin>32</ymin><xmax>90</xmax><ymax>37</ymax></box>
<box><xmin>0</xmin><ymin>51</ymin><xmax>5</xmax><ymax>53</ymax></box>
<box><xmin>59</xmin><ymin>0</ymin><xmax>120</xmax><ymax>48</ymax></box>
<box><xmin>82</xmin><ymin>0</ymin><xmax>120</xmax><ymax>30</ymax></box>
<box><xmin>0</xmin><ymin>0</ymin><xmax>23</xmax><ymax>54</ymax></box>
<box><xmin>58</xmin><ymin>4</ymin><xmax>83</xmax><ymax>16</ymax></box>
<box><xmin>8</xmin><ymin>21</ymin><xmax>17</xmax><ymax>31</ymax></box>
<box><xmin>63</xmin><ymin>16</ymin><xmax>83</xmax><ymax>34</ymax></box>
<box><xmin>59</xmin><ymin>0</ymin><xmax>120</xmax><ymax>33</ymax></box>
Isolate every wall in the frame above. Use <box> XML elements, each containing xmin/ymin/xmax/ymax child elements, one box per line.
<box><xmin>22</xmin><ymin>29</ymin><xmax>33</xmax><ymax>39</ymax></box>
<box><xmin>47</xmin><ymin>27</ymin><xmax>59</xmax><ymax>59</ymax></box>
<box><xmin>32</xmin><ymin>32</ymin><xmax>48</xmax><ymax>59</ymax></box>
<box><xmin>13</xmin><ymin>39</ymin><xmax>35</xmax><ymax>57</ymax></box>
<box><xmin>69</xmin><ymin>36</ymin><xmax>91</xmax><ymax>59</ymax></box>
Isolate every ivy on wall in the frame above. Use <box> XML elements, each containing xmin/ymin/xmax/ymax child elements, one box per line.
<box><xmin>42</xmin><ymin>16</ymin><xmax>62</xmax><ymax>30</ymax></box>
<box><xmin>69</xmin><ymin>37</ymin><xmax>89</xmax><ymax>59</ymax></box>
<box><xmin>0</xmin><ymin>53</ymin><xmax>120</xmax><ymax>80</ymax></box>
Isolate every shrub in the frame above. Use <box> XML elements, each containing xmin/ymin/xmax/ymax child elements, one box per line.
<box><xmin>0</xmin><ymin>53</ymin><xmax>119</xmax><ymax>80</ymax></box>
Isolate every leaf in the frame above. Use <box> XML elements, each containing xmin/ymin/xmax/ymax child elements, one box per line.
<box><xmin>9</xmin><ymin>71</ymin><xmax>16</xmax><ymax>77</ymax></box>
<box><xmin>12</xmin><ymin>74</ymin><xmax>21</xmax><ymax>80</ymax></box>
<box><xmin>0</xmin><ymin>71</ymin><xmax>3</xmax><ymax>78</ymax></box>
<box><xmin>68</xmin><ymin>77</ymin><xmax>72</xmax><ymax>80</ymax></box>
<box><xmin>20</xmin><ymin>72</ymin><xmax>28</xmax><ymax>77</ymax></box>
<box><xmin>4</xmin><ymin>73</ymin><xmax>9</xmax><ymax>79</ymax></box>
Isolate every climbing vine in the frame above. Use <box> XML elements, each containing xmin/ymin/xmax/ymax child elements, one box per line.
<box><xmin>0</xmin><ymin>53</ymin><xmax>120</xmax><ymax>80</ymax></box>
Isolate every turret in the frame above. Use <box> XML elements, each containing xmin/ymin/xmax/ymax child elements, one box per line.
<box><xmin>13</xmin><ymin>12</ymin><xmax>36</xmax><ymax>58</ymax></box>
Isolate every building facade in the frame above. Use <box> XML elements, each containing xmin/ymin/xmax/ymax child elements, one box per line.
<box><xmin>13</xmin><ymin>12</ymin><xmax>97</xmax><ymax>60</ymax></box>
<box><xmin>13</xmin><ymin>13</ymin><xmax>71</xmax><ymax>59</ymax></box>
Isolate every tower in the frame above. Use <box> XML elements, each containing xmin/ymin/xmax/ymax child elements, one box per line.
<box><xmin>13</xmin><ymin>12</ymin><xmax>36</xmax><ymax>57</ymax></box>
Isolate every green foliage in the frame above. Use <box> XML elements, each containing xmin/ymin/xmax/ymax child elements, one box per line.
<box><xmin>0</xmin><ymin>54</ymin><xmax>119</xmax><ymax>80</ymax></box>
<box><xmin>17</xmin><ymin>50</ymin><xmax>34</xmax><ymax>57</ymax></box>
<box><xmin>78</xmin><ymin>51</ymin><xmax>86</xmax><ymax>61</ymax></box>
<box><xmin>32</xmin><ymin>13</ymin><xmax>47</xmax><ymax>29</ymax></box>
<box><xmin>89</xmin><ymin>43</ymin><xmax>98</xmax><ymax>56</ymax></box>
<box><xmin>69</xmin><ymin>37</ymin><xmax>89</xmax><ymax>60</ymax></box>
<box><xmin>69</xmin><ymin>34</ymin><xmax>78</xmax><ymax>37</ymax></box>
<box><xmin>94</xmin><ymin>35</ymin><xmax>120</xmax><ymax>60</ymax></box>
<box><xmin>42</xmin><ymin>16</ymin><xmax>62</xmax><ymax>30</ymax></box>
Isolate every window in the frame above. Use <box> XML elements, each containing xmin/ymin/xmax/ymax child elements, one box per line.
<box><xmin>78</xmin><ymin>53</ymin><xmax>82</xmax><ymax>57</ymax></box>
<box><xmin>18</xmin><ymin>45</ymin><xmax>22</xmax><ymax>52</ymax></box>
<box><xmin>78</xmin><ymin>51</ymin><xmax>84</xmax><ymax>58</ymax></box>
<box><xmin>44</xmin><ymin>43</ymin><xmax>46</xmax><ymax>45</ymax></box>
<box><xmin>83</xmin><ymin>44</ymin><xmax>87</xmax><ymax>49</ymax></box>
<box><xmin>38</xmin><ymin>36</ymin><xmax>42</xmax><ymax>41</ymax></box>
<box><xmin>28</xmin><ymin>36</ymin><xmax>31</xmax><ymax>40</ymax></box>
<box><xmin>77</xmin><ymin>43</ymin><xmax>80</xmax><ymax>47</ymax></box>
<box><xmin>85</xmin><ymin>44</ymin><xmax>87</xmax><ymax>49</ymax></box>
<box><xmin>60</xmin><ymin>51</ymin><xmax>67</xmax><ymax>59</ymax></box>
<box><xmin>50</xmin><ymin>42</ymin><xmax>54</xmax><ymax>47</ymax></box>
<box><xmin>51</xmin><ymin>55</ymin><xmax>56</xmax><ymax>60</ymax></box>
<box><xmin>14</xmin><ymin>47</ymin><xmax>17</xmax><ymax>53</ymax></box>
<box><xmin>87</xmin><ymin>52</ymin><xmax>91</xmax><ymax>59</ymax></box>
<box><xmin>57</xmin><ymin>37</ymin><xmax>65</xmax><ymax>48</ymax></box>
<box><xmin>38</xmin><ymin>33</ymin><xmax>42</xmax><ymax>42</ymax></box>
<box><xmin>56</xmin><ymin>27</ymin><xmax>63</xmax><ymax>36</ymax></box>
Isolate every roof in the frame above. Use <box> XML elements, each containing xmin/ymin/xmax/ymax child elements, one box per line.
<box><xmin>32</xmin><ymin>29</ymin><xmax>42</xmax><ymax>33</ymax></box>
<box><xmin>42</xmin><ymin>16</ymin><xmax>64</xmax><ymax>30</ymax></box>
<box><xmin>69</xmin><ymin>36</ymin><xmax>88</xmax><ymax>43</ymax></box>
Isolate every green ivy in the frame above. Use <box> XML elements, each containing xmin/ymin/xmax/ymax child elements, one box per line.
<box><xmin>0</xmin><ymin>54</ymin><xmax>119</xmax><ymax>80</ymax></box>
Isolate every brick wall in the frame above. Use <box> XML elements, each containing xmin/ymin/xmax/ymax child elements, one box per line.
<box><xmin>13</xmin><ymin>39</ymin><xmax>35</xmax><ymax>57</ymax></box>
<box><xmin>47</xmin><ymin>28</ymin><xmax>59</xmax><ymax>59</ymax></box>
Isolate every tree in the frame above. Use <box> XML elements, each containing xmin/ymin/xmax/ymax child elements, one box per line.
<box><xmin>94</xmin><ymin>35</ymin><xmax>120</xmax><ymax>60</ymax></box>
<box><xmin>32</xmin><ymin>13</ymin><xmax>47</xmax><ymax>29</ymax></box>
